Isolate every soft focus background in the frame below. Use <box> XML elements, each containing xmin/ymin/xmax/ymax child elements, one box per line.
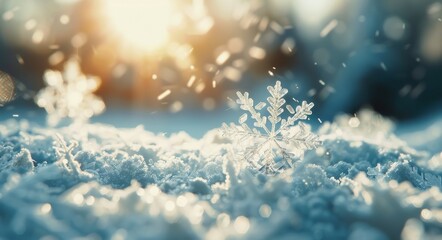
<box><xmin>0</xmin><ymin>0</ymin><xmax>441</xmax><ymax>136</ymax></box>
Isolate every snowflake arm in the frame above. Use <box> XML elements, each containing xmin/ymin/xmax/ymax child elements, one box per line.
<box><xmin>276</xmin><ymin>101</ymin><xmax>314</xmax><ymax>136</ymax></box>
<box><xmin>266</xmin><ymin>81</ymin><xmax>287</xmax><ymax>135</ymax></box>
<box><xmin>54</xmin><ymin>134</ymin><xmax>81</xmax><ymax>175</ymax></box>
<box><xmin>236</xmin><ymin>92</ymin><xmax>271</xmax><ymax>135</ymax></box>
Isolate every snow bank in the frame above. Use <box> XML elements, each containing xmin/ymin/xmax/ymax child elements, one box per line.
<box><xmin>0</xmin><ymin>110</ymin><xmax>441</xmax><ymax>240</ymax></box>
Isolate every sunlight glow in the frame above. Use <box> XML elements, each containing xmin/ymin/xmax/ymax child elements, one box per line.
<box><xmin>103</xmin><ymin>0</ymin><xmax>175</xmax><ymax>52</ymax></box>
<box><xmin>294</xmin><ymin>0</ymin><xmax>340</xmax><ymax>26</ymax></box>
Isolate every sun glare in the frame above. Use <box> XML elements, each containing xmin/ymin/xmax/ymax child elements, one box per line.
<box><xmin>294</xmin><ymin>0</ymin><xmax>340</xmax><ymax>26</ymax></box>
<box><xmin>103</xmin><ymin>0</ymin><xmax>174</xmax><ymax>53</ymax></box>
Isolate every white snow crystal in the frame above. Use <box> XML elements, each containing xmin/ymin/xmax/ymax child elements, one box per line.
<box><xmin>35</xmin><ymin>58</ymin><xmax>105</xmax><ymax>126</ymax></box>
<box><xmin>222</xmin><ymin>81</ymin><xmax>320</xmax><ymax>174</ymax></box>
<box><xmin>54</xmin><ymin>134</ymin><xmax>82</xmax><ymax>176</ymax></box>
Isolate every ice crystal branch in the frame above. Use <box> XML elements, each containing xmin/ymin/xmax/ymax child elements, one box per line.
<box><xmin>35</xmin><ymin>58</ymin><xmax>105</xmax><ymax>126</ymax></box>
<box><xmin>222</xmin><ymin>81</ymin><xmax>320</xmax><ymax>174</ymax></box>
<box><xmin>54</xmin><ymin>134</ymin><xmax>81</xmax><ymax>175</ymax></box>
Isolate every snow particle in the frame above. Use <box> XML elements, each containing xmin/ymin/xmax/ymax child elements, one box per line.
<box><xmin>25</xmin><ymin>19</ymin><xmax>37</xmax><ymax>30</ymax></box>
<box><xmin>216</xmin><ymin>213</ymin><xmax>230</xmax><ymax>228</ymax></box>
<box><xmin>420</xmin><ymin>209</ymin><xmax>432</xmax><ymax>220</ymax></box>
<box><xmin>169</xmin><ymin>101</ymin><xmax>183</xmax><ymax>113</ymax></box>
<box><xmin>234</xmin><ymin>216</ymin><xmax>250</xmax><ymax>234</ymax></box>
<box><xmin>380</xmin><ymin>62</ymin><xmax>387</xmax><ymax>71</ymax></box>
<box><xmin>73</xmin><ymin>193</ymin><xmax>84</xmax><ymax>205</ymax></box>
<box><xmin>320</xmin><ymin>19</ymin><xmax>338</xmax><ymax>38</ymax></box>
<box><xmin>259</xmin><ymin>17</ymin><xmax>269</xmax><ymax>31</ymax></box>
<box><xmin>48</xmin><ymin>51</ymin><xmax>65</xmax><ymax>66</ymax></box>
<box><xmin>40</xmin><ymin>203</ymin><xmax>52</xmax><ymax>214</ymax></box>
<box><xmin>399</xmin><ymin>85</ymin><xmax>412</xmax><ymax>96</ymax></box>
<box><xmin>270</xmin><ymin>21</ymin><xmax>284</xmax><ymax>34</ymax></box>
<box><xmin>2</xmin><ymin>10</ymin><xmax>15</xmax><ymax>21</ymax></box>
<box><xmin>187</xmin><ymin>75</ymin><xmax>196</xmax><ymax>87</ymax></box>
<box><xmin>249</xmin><ymin>46</ymin><xmax>266</xmax><ymax>60</ymax></box>
<box><xmin>383</xmin><ymin>16</ymin><xmax>406</xmax><ymax>40</ymax></box>
<box><xmin>203</xmin><ymin>98</ymin><xmax>216</xmax><ymax>111</ymax></box>
<box><xmin>216</xmin><ymin>51</ymin><xmax>231</xmax><ymax>65</ymax></box>
<box><xmin>32</xmin><ymin>30</ymin><xmax>45</xmax><ymax>44</ymax></box>
<box><xmin>410</xmin><ymin>84</ymin><xmax>426</xmax><ymax>98</ymax></box>
<box><xmin>85</xmin><ymin>196</ymin><xmax>95</xmax><ymax>206</ymax></box>
<box><xmin>281</xmin><ymin>38</ymin><xmax>295</xmax><ymax>54</ymax></box>
<box><xmin>60</xmin><ymin>15</ymin><xmax>70</xmax><ymax>24</ymax></box>
<box><xmin>16</xmin><ymin>55</ymin><xmax>24</xmax><ymax>65</ymax></box>
<box><xmin>157</xmin><ymin>89</ymin><xmax>171</xmax><ymax>101</ymax></box>
<box><xmin>176</xmin><ymin>195</ymin><xmax>188</xmax><ymax>207</ymax></box>
<box><xmin>259</xmin><ymin>204</ymin><xmax>272</xmax><ymax>218</ymax></box>
<box><xmin>228</xmin><ymin>38</ymin><xmax>244</xmax><ymax>54</ymax></box>
<box><xmin>164</xmin><ymin>200</ymin><xmax>175</xmax><ymax>212</ymax></box>
<box><xmin>223</xmin><ymin>67</ymin><xmax>242</xmax><ymax>82</ymax></box>
<box><xmin>195</xmin><ymin>82</ymin><xmax>205</xmax><ymax>93</ymax></box>
<box><xmin>348</xmin><ymin>116</ymin><xmax>360</xmax><ymax>128</ymax></box>
<box><xmin>148</xmin><ymin>186</ymin><xmax>160</xmax><ymax>196</ymax></box>
<box><xmin>71</xmin><ymin>33</ymin><xmax>88</xmax><ymax>48</ymax></box>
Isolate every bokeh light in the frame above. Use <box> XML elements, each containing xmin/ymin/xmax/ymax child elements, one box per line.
<box><xmin>0</xmin><ymin>71</ymin><xmax>14</xmax><ymax>106</ymax></box>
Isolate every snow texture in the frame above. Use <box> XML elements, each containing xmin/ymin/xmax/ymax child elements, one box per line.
<box><xmin>222</xmin><ymin>81</ymin><xmax>320</xmax><ymax>174</ymax></box>
<box><xmin>1</xmin><ymin>110</ymin><xmax>442</xmax><ymax>240</ymax></box>
<box><xmin>34</xmin><ymin>58</ymin><xmax>105</xmax><ymax>126</ymax></box>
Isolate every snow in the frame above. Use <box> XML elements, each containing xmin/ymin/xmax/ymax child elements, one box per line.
<box><xmin>1</xmin><ymin>108</ymin><xmax>442</xmax><ymax>240</ymax></box>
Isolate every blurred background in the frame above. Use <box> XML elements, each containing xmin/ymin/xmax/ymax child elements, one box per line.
<box><xmin>0</xmin><ymin>0</ymin><xmax>441</xmax><ymax>136</ymax></box>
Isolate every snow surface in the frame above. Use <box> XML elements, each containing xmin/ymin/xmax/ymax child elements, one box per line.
<box><xmin>1</xmin><ymin>110</ymin><xmax>442</xmax><ymax>240</ymax></box>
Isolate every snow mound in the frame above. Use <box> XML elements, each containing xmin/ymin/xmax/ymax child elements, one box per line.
<box><xmin>1</xmin><ymin>110</ymin><xmax>442</xmax><ymax>240</ymax></box>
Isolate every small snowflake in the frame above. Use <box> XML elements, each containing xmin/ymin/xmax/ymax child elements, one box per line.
<box><xmin>35</xmin><ymin>58</ymin><xmax>105</xmax><ymax>126</ymax></box>
<box><xmin>222</xmin><ymin>81</ymin><xmax>320</xmax><ymax>174</ymax></box>
<box><xmin>54</xmin><ymin>134</ymin><xmax>81</xmax><ymax>175</ymax></box>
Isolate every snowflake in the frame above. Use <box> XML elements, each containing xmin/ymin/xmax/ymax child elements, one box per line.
<box><xmin>222</xmin><ymin>81</ymin><xmax>320</xmax><ymax>174</ymax></box>
<box><xmin>54</xmin><ymin>134</ymin><xmax>81</xmax><ymax>175</ymax></box>
<box><xmin>35</xmin><ymin>58</ymin><xmax>105</xmax><ymax>126</ymax></box>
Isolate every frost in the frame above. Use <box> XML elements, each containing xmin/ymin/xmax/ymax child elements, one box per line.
<box><xmin>35</xmin><ymin>58</ymin><xmax>105</xmax><ymax>126</ymax></box>
<box><xmin>222</xmin><ymin>81</ymin><xmax>320</xmax><ymax>174</ymax></box>
<box><xmin>12</xmin><ymin>149</ymin><xmax>34</xmax><ymax>174</ymax></box>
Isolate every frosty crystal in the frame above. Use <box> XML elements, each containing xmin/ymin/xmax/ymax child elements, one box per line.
<box><xmin>35</xmin><ymin>58</ymin><xmax>105</xmax><ymax>126</ymax></box>
<box><xmin>222</xmin><ymin>81</ymin><xmax>320</xmax><ymax>174</ymax></box>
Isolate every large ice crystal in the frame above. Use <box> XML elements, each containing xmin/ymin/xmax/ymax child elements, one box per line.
<box><xmin>222</xmin><ymin>81</ymin><xmax>320</xmax><ymax>173</ymax></box>
<box><xmin>35</xmin><ymin>58</ymin><xmax>105</xmax><ymax>126</ymax></box>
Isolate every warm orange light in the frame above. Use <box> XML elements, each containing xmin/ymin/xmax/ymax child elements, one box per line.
<box><xmin>103</xmin><ymin>0</ymin><xmax>175</xmax><ymax>53</ymax></box>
